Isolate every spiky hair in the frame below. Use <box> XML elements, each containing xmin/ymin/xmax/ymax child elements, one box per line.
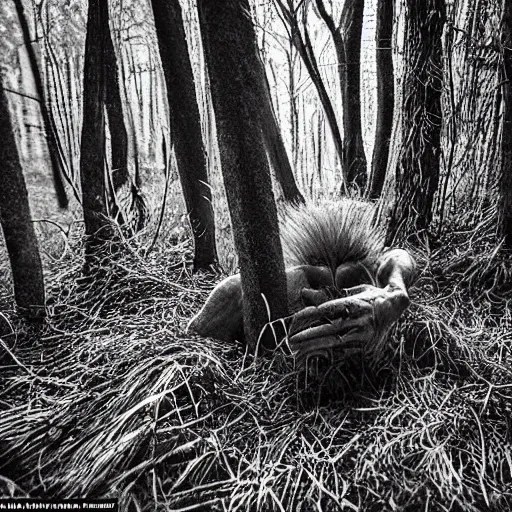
<box><xmin>279</xmin><ymin>200</ymin><xmax>384</xmax><ymax>273</ymax></box>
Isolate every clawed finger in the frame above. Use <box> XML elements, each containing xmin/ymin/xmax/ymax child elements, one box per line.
<box><xmin>285</xmin><ymin>295</ymin><xmax>374</xmax><ymax>339</ymax></box>
<box><xmin>282</xmin><ymin>283</ymin><xmax>411</xmax><ymax>367</ymax></box>
<box><xmin>289</xmin><ymin>321</ymin><xmax>365</xmax><ymax>346</ymax></box>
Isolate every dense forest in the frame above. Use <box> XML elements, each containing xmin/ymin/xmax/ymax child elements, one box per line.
<box><xmin>0</xmin><ymin>0</ymin><xmax>511</xmax><ymax>510</ymax></box>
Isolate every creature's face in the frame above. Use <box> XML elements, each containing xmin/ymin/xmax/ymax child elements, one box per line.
<box><xmin>282</xmin><ymin>250</ymin><xmax>415</xmax><ymax>368</ymax></box>
<box><xmin>275</xmin><ymin>201</ymin><xmax>415</xmax><ymax>367</ymax></box>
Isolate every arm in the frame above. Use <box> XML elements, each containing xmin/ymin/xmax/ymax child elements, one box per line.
<box><xmin>187</xmin><ymin>264</ymin><xmax>335</xmax><ymax>343</ymax></box>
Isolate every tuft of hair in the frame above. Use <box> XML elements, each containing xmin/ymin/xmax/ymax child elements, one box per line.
<box><xmin>279</xmin><ymin>199</ymin><xmax>384</xmax><ymax>273</ymax></box>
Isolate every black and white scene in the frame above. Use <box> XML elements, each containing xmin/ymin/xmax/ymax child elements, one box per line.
<box><xmin>0</xmin><ymin>0</ymin><xmax>511</xmax><ymax>510</ymax></box>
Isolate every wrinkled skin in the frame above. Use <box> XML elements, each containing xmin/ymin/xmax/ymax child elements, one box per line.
<box><xmin>187</xmin><ymin>249</ymin><xmax>415</xmax><ymax>366</ymax></box>
<box><xmin>286</xmin><ymin>249</ymin><xmax>414</xmax><ymax>365</ymax></box>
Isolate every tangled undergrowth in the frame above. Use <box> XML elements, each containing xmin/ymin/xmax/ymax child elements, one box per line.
<box><xmin>0</xmin><ymin>218</ymin><xmax>511</xmax><ymax>511</ymax></box>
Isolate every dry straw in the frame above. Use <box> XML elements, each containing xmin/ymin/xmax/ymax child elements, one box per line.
<box><xmin>0</xmin><ymin>213</ymin><xmax>511</xmax><ymax>511</ymax></box>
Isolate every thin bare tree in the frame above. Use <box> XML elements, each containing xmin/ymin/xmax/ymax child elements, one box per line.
<box><xmin>256</xmin><ymin>48</ymin><xmax>305</xmax><ymax>204</ymax></box>
<box><xmin>315</xmin><ymin>0</ymin><xmax>367</xmax><ymax>190</ymax></box>
<box><xmin>274</xmin><ymin>0</ymin><xmax>347</xmax><ymax>186</ymax></box>
<box><xmin>368</xmin><ymin>0</ymin><xmax>394</xmax><ymax>199</ymax></box>
<box><xmin>13</xmin><ymin>0</ymin><xmax>68</xmax><ymax>208</ymax></box>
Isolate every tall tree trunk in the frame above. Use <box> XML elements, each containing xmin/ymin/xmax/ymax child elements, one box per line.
<box><xmin>317</xmin><ymin>110</ymin><xmax>324</xmax><ymax>186</ymax></box>
<box><xmin>501</xmin><ymin>0</ymin><xmax>512</xmax><ymax>247</ymax></box>
<box><xmin>0</xmin><ymin>81</ymin><xmax>45</xmax><ymax>318</ymax></box>
<box><xmin>386</xmin><ymin>0</ymin><xmax>445</xmax><ymax>243</ymax></box>
<box><xmin>339</xmin><ymin>0</ymin><xmax>367</xmax><ymax>190</ymax></box>
<box><xmin>255</xmin><ymin>49</ymin><xmax>305</xmax><ymax>204</ymax></box>
<box><xmin>198</xmin><ymin>0</ymin><xmax>289</xmax><ymax>349</ymax></box>
<box><xmin>103</xmin><ymin>18</ymin><xmax>129</xmax><ymax>193</ymax></box>
<box><xmin>80</xmin><ymin>0</ymin><xmax>111</xmax><ymax>250</ymax></box>
<box><xmin>13</xmin><ymin>0</ymin><xmax>68</xmax><ymax>208</ymax></box>
<box><xmin>369</xmin><ymin>0</ymin><xmax>394</xmax><ymax>199</ymax></box>
<box><xmin>103</xmin><ymin>6</ymin><xmax>146</xmax><ymax>230</ymax></box>
<box><xmin>150</xmin><ymin>0</ymin><xmax>218</xmax><ymax>271</ymax></box>
<box><xmin>65</xmin><ymin>58</ymin><xmax>78</xmax><ymax>172</ymax></box>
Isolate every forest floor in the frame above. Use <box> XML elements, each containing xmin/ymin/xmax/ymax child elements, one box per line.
<box><xmin>0</xmin><ymin>211</ymin><xmax>512</xmax><ymax>511</ymax></box>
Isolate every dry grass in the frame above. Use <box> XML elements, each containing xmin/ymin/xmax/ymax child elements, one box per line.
<box><xmin>0</xmin><ymin>213</ymin><xmax>511</xmax><ymax>511</ymax></box>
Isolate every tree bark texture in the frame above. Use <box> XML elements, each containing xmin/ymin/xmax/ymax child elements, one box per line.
<box><xmin>0</xmin><ymin>81</ymin><xmax>45</xmax><ymax>317</ymax></box>
<box><xmin>198</xmin><ymin>0</ymin><xmax>289</xmax><ymax>348</ymax></box>
<box><xmin>501</xmin><ymin>0</ymin><xmax>512</xmax><ymax>247</ymax></box>
<box><xmin>80</xmin><ymin>0</ymin><xmax>111</xmax><ymax>248</ymax></box>
<box><xmin>339</xmin><ymin>0</ymin><xmax>367</xmax><ymax>190</ymax></box>
<box><xmin>13</xmin><ymin>0</ymin><xmax>68</xmax><ymax>208</ymax></box>
<box><xmin>103</xmin><ymin>20</ymin><xmax>129</xmax><ymax>193</ymax></box>
<box><xmin>151</xmin><ymin>0</ymin><xmax>218</xmax><ymax>270</ymax></box>
<box><xmin>386</xmin><ymin>0</ymin><xmax>445</xmax><ymax>243</ymax></box>
<box><xmin>369</xmin><ymin>0</ymin><xmax>394</xmax><ymax>199</ymax></box>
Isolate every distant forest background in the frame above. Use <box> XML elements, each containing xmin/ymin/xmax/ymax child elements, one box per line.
<box><xmin>0</xmin><ymin>0</ymin><xmax>510</xmax><ymax>275</ymax></box>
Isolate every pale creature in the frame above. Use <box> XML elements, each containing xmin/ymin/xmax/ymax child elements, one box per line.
<box><xmin>187</xmin><ymin>201</ymin><xmax>416</xmax><ymax>366</ymax></box>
